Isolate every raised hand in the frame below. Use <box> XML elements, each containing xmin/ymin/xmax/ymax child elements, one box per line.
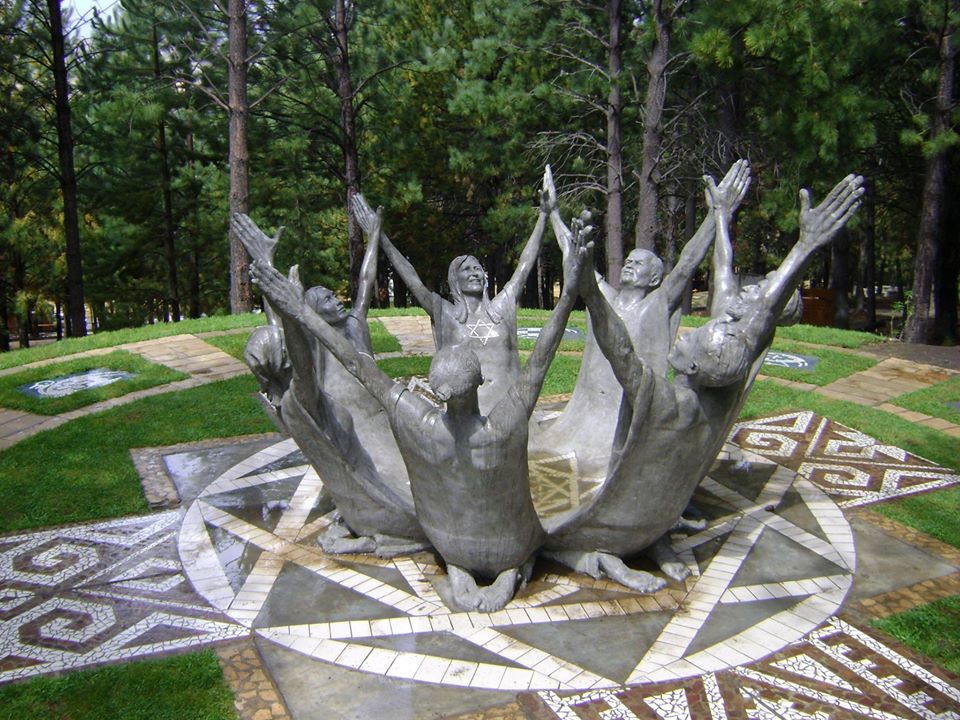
<box><xmin>352</xmin><ymin>194</ymin><xmax>379</xmax><ymax>237</ymax></box>
<box><xmin>250</xmin><ymin>261</ymin><xmax>305</xmax><ymax>320</ymax></box>
<box><xmin>542</xmin><ymin>164</ymin><xmax>558</xmax><ymax>215</ymax></box>
<box><xmin>564</xmin><ymin>213</ymin><xmax>594</xmax><ymax>289</ymax></box>
<box><xmin>704</xmin><ymin>159</ymin><xmax>751</xmax><ymax>217</ymax></box>
<box><xmin>232</xmin><ymin>213</ymin><xmax>283</xmax><ymax>265</ymax></box>
<box><xmin>799</xmin><ymin>174</ymin><xmax>865</xmax><ymax>248</ymax></box>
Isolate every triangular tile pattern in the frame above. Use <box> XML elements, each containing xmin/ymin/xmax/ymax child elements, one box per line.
<box><xmin>178</xmin><ymin>436</ymin><xmax>856</xmax><ymax>692</ymax></box>
<box><xmin>530</xmin><ymin>618</ymin><xmax>960</xmax><ymax>719</ymax></box>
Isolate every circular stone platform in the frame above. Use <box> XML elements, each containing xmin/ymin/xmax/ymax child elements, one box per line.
<box><xmin>178</xmin><ymin>440</ymin><xmax>855</xmax><ymax>691</ymax></box>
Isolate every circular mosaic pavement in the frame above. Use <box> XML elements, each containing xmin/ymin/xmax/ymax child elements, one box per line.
<box><xmin>178</xmin><ymin>439</ymin><xmax>855</xmax><ymax>692</ymax></box>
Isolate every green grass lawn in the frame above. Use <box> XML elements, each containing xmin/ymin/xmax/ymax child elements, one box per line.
<box><xmin>0</xmin><ymin>314</ymin><xmax>267</xmax><ymax>372</ymax></box>
<box><xmin>204</xmin><ymin>319</ymin><xmax>402</xmax><ymax>362</ymax></box>
<box><xmin>891</xmin><ymin>374</ymin><xmax>960</xmax><ymax>425</ymax></box>
<box><xmin>681</xmin><ymin>315</ymin><xmax>883</xmax><ymax>348</ymax></box>
<box><xmin>0</xmin><ymin>650</ymin><xmax>237</xmax><ymax>720</ymax></box>
<box><xmin>759</xmin><ymin>339</ymin><xmax>877</xmax><ymax>386</ymax></box>
<box><xmin>0</xmin><ymin>308</ymin><xmax>956</xmax><ymax>708</ymax></box>
<box><xmin>0</xmin><ymin>351</ymin><xmax>188</xmax><ymax>415</ymax></box>
<box><xmin>872</xmin><ymin>596</ymin><xmax>960</xmax><ymax>677</ymax></box>
<box><xmin>0</xmin><ymin>375</ymin><xmax>274</xmax><ymax>533</ymax></box>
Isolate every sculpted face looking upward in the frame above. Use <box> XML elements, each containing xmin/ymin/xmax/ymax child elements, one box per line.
<box><xmin>453</xmin><ymin>256</ymin><xmax>486</xmax><ymax>297</ymax></box>
<box><xmin>668</xmin><ymin>319</ymin><xmax>750</xmax><ymax>388</ymax></box>
<box><xmin>305</xmin><ymin>286</ymin><xmax>348</xmax><ymax>324</ymax></box>
<box><xmin>619</xmin><ymin>249</ymin><xmax>663</xmax><ymax>291</ymax></box>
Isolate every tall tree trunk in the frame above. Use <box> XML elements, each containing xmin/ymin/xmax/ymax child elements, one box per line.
<box><xmin>227</xmin><ymin>0</ymin><xmax>252</xmax><ymax>314</ymax></box>
<box><xmin>905</xmin><ymin>16</ymin><xmax>955</xmax><ymax>343</ymax></box>
<box><xmin>153</xmin><ymin>24</ymin><xmax>180</xmax><ymax>322</ymax></box>
<box><xmin>859</xmin><ymin>177</ymin><xmax>877</xmax><ymax>329</ymax></box>
<box><xmin>830</xmin><ymin>233</ymin><xmax>850</xmax><ymax>329</ymax></box>
<box><xmin>332</xmin><ymin>0</ymin><xmax>363</xmax><ymax>300</ymax></box>
<box><xmin>934</xmin><ymin>151</ymin><xmax>959</xmax><ymax>343</ymax></box>
<box><xmin>0</xmin><ymin>281</ymin><xmax>9</xmax><ymax>352</ymax></box>
<box><xmin>47</xmin><ymin>0</ymin><xmax>86</xmax><ymax>336</ymax></box>
<box><xmin>634</xmin><ymin>0</ymin><xmax>670</xmax><ymax>254</ymax></box>
<box><xmin>604</xmin><ymin>0</ymin><xmax>624</xmax><ymax>287</ymax></box>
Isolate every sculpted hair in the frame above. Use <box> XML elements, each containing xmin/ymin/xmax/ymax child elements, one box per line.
<box><xmin>448</xmin><ymin>255</ymin><xmax>501</xmax><ymax>325</ymax></box>
<box><xmin>695</xmin><ymin>321</ymin><xmax>753</xmax><ymax>387</ymax></box>
<box><xmin>429</xmin><ymin>345</ymin><xmax>484</xmax><ymax>397</ymax></box>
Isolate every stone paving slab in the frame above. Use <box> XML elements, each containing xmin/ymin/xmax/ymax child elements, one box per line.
<box><xmin>378</xmin><ymin>315</ymin><xmax>436</xmax><ymax>355</ymax></box>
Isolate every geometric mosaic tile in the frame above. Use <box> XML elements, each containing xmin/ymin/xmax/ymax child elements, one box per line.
<box><xmin>730</xmin><ymin>411</ymin><xmax>960</xmax><ymax>507</ymax></box>
<box><xmin>178</xmin><ymin>440</ymin><xmax>856</xmax><ymax>691</ymax></box>
<box><xmin>0</xmin><ymin>510</ymin><xmax>246</xmax><ymax>684</ymax></box>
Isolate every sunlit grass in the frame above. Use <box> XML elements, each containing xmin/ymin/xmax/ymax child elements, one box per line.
<box><xmin>0</xmin><ymin>351</ymin><xmax>188</xmax><ymax>415</ymax></box>
<box><xmin>0</xmin><ymin>650</ymin><xmax>237</xmax><ymax>720</ymax></box>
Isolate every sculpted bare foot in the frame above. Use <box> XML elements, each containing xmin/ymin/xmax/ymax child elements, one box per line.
<box><xmin>447</xmin><ymin>564</ymin><xmax>482</xmax><ymax>611</ymax></box>
<box><xmin>476</xmin><ymin>568</ymin><xmax>520</xmax><ymax>612</ymax></box>
<box><xmin>598</xmin><ymin>553</ymin><xmax>667</xmax><ymax>593</ymax></box>
<box><xmin>372</xmin><ymin>535</ymin><xmax>432</xmax><ymax>558</ymax></box>
<box><xmin>319</xmin><ymin>533</ymin><xmax>377</xmax><ymax>555</ymax></box>
<box><xmin>543</xmin><ymin>549</ymin><xmax>602</xmax><ymax>578</ymax></box>
<box><xmin>648</xmin><ymin>537</ymin><xmax>691</xmax><ymax>583</ymax></box>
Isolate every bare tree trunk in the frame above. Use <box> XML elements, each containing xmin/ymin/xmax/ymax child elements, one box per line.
<box><xmin>47</xmin><ymin>0</ymin><xmax>86</xmax><ymax>336</ymax></box>
<box><xmin>153</xmin><ymin>24</ymin><xmax>181</xmax><ymax>322</ymax></box>
<box><xmin>333</xmin><ymin>0</ymin><xmax>363</xmax><ymax>300</ymax></box>
<box><xmin>634</xmin><ymin>0</ymin><xmax>670</xmax><ymax>254</ymax></box>
<box><xmin>604</xmin><ymin>0</ymin><xmax>624</xmax><ymax>287</ymax></box>
<box><xmin>830</xmin><ymin>233</ymin><xmax>850</xmax><ymax>329</ymax></box>
<box><xmin>227</xmin><ymin>0</ymin><xmax>252</xmax><ymax>314</ymax></box>
<box><xmin>859</xmin><ymin>177</ymin><xmax>877</xmax><ymax>329</ymax></box>
<box><xmin>905</xmin><ymin>15</ymin><xmax>955</xmax><ymax>343</ymax></box>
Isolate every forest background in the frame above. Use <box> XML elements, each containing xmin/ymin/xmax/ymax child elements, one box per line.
<box><xmin>2</xmin><ymin>0</ymin><xmax>958</xmax><ymax>349</ymax></box>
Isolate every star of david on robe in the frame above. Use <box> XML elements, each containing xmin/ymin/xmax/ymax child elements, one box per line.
<box><xmin>466</xmin><ymin>318</ymin><xmax>499</xmax><ymax>345</ymax></box>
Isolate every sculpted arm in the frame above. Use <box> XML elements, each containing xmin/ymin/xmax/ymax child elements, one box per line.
<box><xmin>664</xmin><ymin>160</ymin><xmax>751</xmax><ymax>311</ymax></box>
<box><xmin>352</xmin><ymin>200</ymin><xmax>381</xmax><ymax>316</ymax></box>
<box><xmin>543</xmin><ymin>165</ymin><xmax>614</xmax><ymax>299</ymax></box>
<box><xmin>353</xmin><ymin>194</ymin><xmax>437</xmax><ymax>314</ymax></box>
<box><xmin>250</xmin><ymin>261</ymin><xmax>397</xmax><ymax>407</ymax></box>
<box><xmin>744</xmin><ymin>175</ymin><xmax>864</xmax><ymax>341</ymax></box>
<box><xmin>231</xmin><ymin>213</ymin><xmax>284</xmax><ymax>325</ymax></box>
<box><xmin>499</xmin><ymin>200</ymin><xmax>547</xmax><ymax>303</ymax></box>
<box><xmin>515</xmin><ymin>219</ymin><xmax>592</xmax><ymax>413</ymax></box>
<box><xmin>578</xmin><ymin>231</ymin><xmax>646</xmax><ymax>401</ymax></box>
<box><xmin>705</xmin><ymin>161</ymin><xmax>752</xmax><ymax>317</ymax></box>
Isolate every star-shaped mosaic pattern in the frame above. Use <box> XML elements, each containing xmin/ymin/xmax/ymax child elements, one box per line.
<box><xmin>179</xmin><ymin>438</ymin><xmax>856</xmax><ymax>692</ymax></box>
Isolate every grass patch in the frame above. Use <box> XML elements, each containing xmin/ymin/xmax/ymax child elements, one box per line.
<box><xmin>368</xmin><ymin>306</ymin><xmax>427</xmax><ymax>317</ymax></box>
<box><xmin>872</xmin><ymin>595</ymin><xmax>960</xmax><ymax>676</ymax></box>
<box><xmin>740</xmin><ymin>380</ymin><xmax>960</xmax><ymax>470</ymax></box>
<box><xmin>377</xmin><ymin>355</ymin><xmax>432</xmax><ymax>378</ymax></box>
<box><xmin>892</xmin><ymin>375</ymin><xmax>960</xmax><ymax>426</ymax></box>
<box><xmin>204</xmin><ymin>332</ymin><xmax>249</xmax><ymax>361</ymax></box>
<box><xmin>0</xmin><ymin>375</ymin><xmax>274</xmax><ymax>533</ymax></box>
<box><xmin>680</xmin><ymin>315</ymin><xmax>883</xmax><ymax>348</ymax></box>
<box><xmin>0</xmin><ymin>351</ymin><xmax>188</xmax><ymax>415</ymax></box>
<box><xmin>540</xmin><ymin>353</ymin><xmax>582</xmax><ymax>396</ymax></box>
<box><xmin>368</xmin><ymin>319</ymin><xmax>402</xmax><ymax>353</ymax></box>
<box><xmin>0</xmin><ymin>649</ymin><xmax>237</xmax><ymax>720</ymax></box>
<box><xmin>203</xmin><ymin>319</ymin><xmax>401</xmax><ymax>363</ymax></box>
<box><xmin>760</xmin><ymin>340</ymin><xmax>877</xmax><ymax>386</ymax></box>
<box><xmin>0</xmin><ymin>314</ymin><xmax>266</xmax><ymax>371</ymax></box>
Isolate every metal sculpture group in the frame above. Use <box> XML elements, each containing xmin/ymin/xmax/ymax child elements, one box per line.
<box><xmin>233</xmin><ymin>160</ymin><xmax>864</xmax><ymax>612</ymax></box>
